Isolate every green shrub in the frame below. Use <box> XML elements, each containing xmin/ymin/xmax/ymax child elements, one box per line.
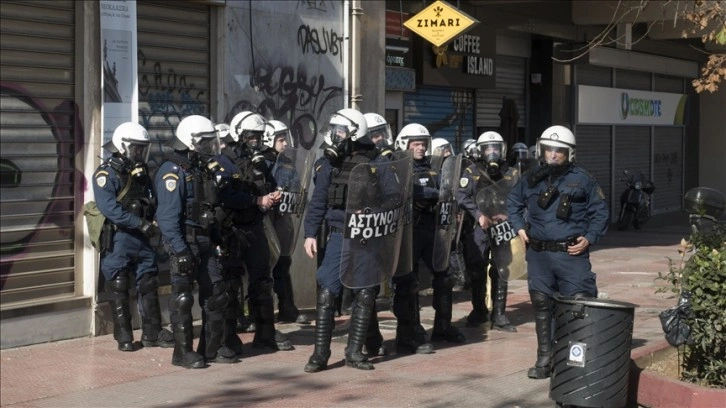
<box><xmin>657</xmin><ymin>222</ymin><xmax>725</xmax><ymax>388</ymax></box>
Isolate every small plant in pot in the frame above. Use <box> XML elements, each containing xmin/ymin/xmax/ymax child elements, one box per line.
<box><xmin>656</xmin><ymin>187</ymin><xmax>725</xmax><ymax>388</ymax></box>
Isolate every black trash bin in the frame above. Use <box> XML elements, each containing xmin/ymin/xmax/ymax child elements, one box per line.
<box><xmin>549</xmin><ymin>296</ymin><xmax>637</xmax><ymax>408</ymax></box>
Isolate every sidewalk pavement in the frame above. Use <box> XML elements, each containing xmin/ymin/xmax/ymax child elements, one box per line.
<box><xmin>1</xmin><ymin>213</ymin><xmax>694</xmax><ymax>408</ymax></box>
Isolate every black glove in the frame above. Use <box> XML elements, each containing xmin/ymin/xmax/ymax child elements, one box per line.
<box><xmin>173</xmin><ymin>249</ymin><xmax>195</xmax><ymax>277</ymax></box>
<box><xmin>138</xmin><ymin>220</ymin><xmax>157</xmax><ymax>238</ymax></box>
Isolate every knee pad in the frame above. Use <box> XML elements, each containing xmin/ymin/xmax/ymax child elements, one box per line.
<box><xmin>106</xmin><ymin>273</ymin><xmax>130</xmax><ymax>294</ymax></box>
<box><xmin>356</xmin><ymin>288</ymin><xmax>376</xmax><ymax>309</ymax></box>
<box><xmin>170</xmin><ymin>291</ymin><xmax>194</xmax><ymax>314</ymax></box>
<box><xmin>137</xmin><ymin>274</ymin><xmax>159</xmax><ymax>295</ymax></box>
<box><xmin>529</xmin><ymin>291</ymin><xmax>553</xmax><ymax>312</ymax></box>
<box><xmin>432</xmin><ymin>273</ymin><xmax>455</xmax><ymax>290</ymax></box>
<box><xmin>206</xmin><ymin>284</ymin><xmax>230</xmax><ymax>312</ymax></box>
<box><xmin>317</xmin><ymin>288</ymin><xmax>336</xmax><ymax>308</ymax></box>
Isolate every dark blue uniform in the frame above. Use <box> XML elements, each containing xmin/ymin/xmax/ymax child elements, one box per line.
<box><xmin>93</xmin><ymin>158</ymin><xmax>170</xmax><ymax>349</ymax></box>
<box><xmin>457</xmin><ymin>162</ymin><xmax>519</xmax><ymax>331</ymax></box>
<box><xmin>93</xmin><ymin>160</ymin><xmax>156</xmax><ymax>282</ymax></box>
<box><xmin>506</xmin><ymin>164</ymin><xmax>608</xmax><ymax>296</ymax></box>
<box><xmin>156</xmin><ymin>153</ymin><xmax>231</xmax><ymax>366</ymax></box>
<box><xmin>303</xmin><ymin>148</ymin><xmax>393</xmax><ymax>372</ymax></box>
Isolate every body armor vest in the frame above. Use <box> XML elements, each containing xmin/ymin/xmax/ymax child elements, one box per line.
<box><xmin>165</xmin><ymin>153</ymin><xmax>217</xmax><ymax>229</ymax></box>
<box><xmin>105</xmin><ymin>159</ymin><xmax>155</xmax><ymax>221</ymax></box>
<box><xmin>328</xmin><ymin>151</ymin><xmax>378</xmax><ymax>209</ymax></box>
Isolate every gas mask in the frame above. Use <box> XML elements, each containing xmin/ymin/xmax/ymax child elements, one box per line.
<box><xmin>323</xmin><ymin>125</ymin><xmax>352</xmax><ymax>167</ymax></box>
<box><xmin>480</xmin><ymin>143</ymin><xmax>503</xmax><ymax>177</ymax></box>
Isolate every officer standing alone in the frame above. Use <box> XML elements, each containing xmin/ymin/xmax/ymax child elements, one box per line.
<box><xmin>506</xmin><ymin>125</ymin><xmax>609</xmax><ymax>379</ymax></box>
<box><xmin>93</xmin><ymin>122</ymin><xmax>173</xmax><ymax>352</ymax></box>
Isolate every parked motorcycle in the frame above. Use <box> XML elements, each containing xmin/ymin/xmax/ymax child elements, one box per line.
<box><xmin>617</xmin><ymin>169</ymin><xmax>655</xmax><ymax>230</ymax></box>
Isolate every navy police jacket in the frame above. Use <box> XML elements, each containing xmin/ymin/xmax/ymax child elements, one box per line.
<box><xmin>92</xmin><ymin>160</ymin><xmax>149</xmax><ymax>230</ymax></box>
<box><xmin>506</xmin><ymin>164</ymin><xmax>609</xmax><ymax>245</ymax></box>
<box><xmin>155</xmin><ymin>154</ymin><xmax>199</xmax><ymax>255</ymax></box>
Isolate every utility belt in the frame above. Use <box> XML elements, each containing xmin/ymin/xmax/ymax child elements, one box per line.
<box><xmin>528</xmin><ymin>237</ymin><xmax>575</xmax><ymax>252</ymax></box>
<box><xmin>185</xmin><ymin>225</ymin><xmax>209</xmax><ymax>240</ymax></box>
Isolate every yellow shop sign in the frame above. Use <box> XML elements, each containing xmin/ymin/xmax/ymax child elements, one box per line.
<box><xmin>404</xmin><ymin>0</ymin><xmax>478</xmax><ymax>47</ymax></box>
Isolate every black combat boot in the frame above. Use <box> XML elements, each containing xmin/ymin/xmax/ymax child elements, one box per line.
<box><xmin>430</xmin><ymin>275</ymin><xmax>466</xmax><ymax>343</ymax></box>
<box><xmin>223</xmin><ymin>278</ymin><xmax>245</xmax><ymax>356</ymax></box>
<box><xmin>528</xmin><ymin>291</ymin><xmax>553</xmax><ymax>379</ymax></box>
<box><xmin>466</xmin><ymin>277</ymin><xmax>490</xmax><ymax>328</ymax></box>
<box><xmin>393</xmin><ymin>289</ymin><xmax>434</xmax><ymax>354</ymax></box>
<box><xmin>106</xmin><ymin>273</ymin><xmax>135</xmax><ymax>351</ymax></box>
<box><xmin>364</xmin><ymin>300</ymin><xmax>387</xmax><ymax>357</ymax></box>
<box><xmin>274</xmin><ymin>257</ymin><xmax>309</xmax><ymax>324</ymax></box>
<box><xmin>305</xmin><ymin>288</ymin><xmax>336</xmax><ymax>373</ymax></box>
<box><xmin>252</xmin><ymin>281</ymin><xmax>293</xmax><ymax>351</ymax></box>
<box><xmin>199</xmin><ymin>283</ymin><xmax>238</xmax><ymax>364</ymax></box>
<box><xmin>137</xmin><ymin>274</ymin><xmax>174</xmax><ymax>348</ymax></box>
<box><xmin>491</xmin><ymin>280</ymin><xmax>516</xmax><ymax>332</ymax></box>
<box><xmin>169</xmin><ymin>290</ymin><xmax>205</xmax><ymax>369</ymax></box>
<box><xmin>345</xmin><ymin>288</ymin><xmax>375</xmax><ymax>370</ymax></box>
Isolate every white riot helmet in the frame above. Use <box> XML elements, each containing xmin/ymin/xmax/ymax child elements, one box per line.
<box><xmin>263</xmin><ymin>119</ymin><xmax>293</xmax><ymax>151</ymax></box>
<box><xmin>214</xmin><ymin>123</ymin><xmax>230</xmax><ymax>141</ymax></box>
<box><xmin>476</xmin><ymin>131</ymin><xmax>507</xmax><ymax>163</ymax></box>
<box><xmin>363</xmin><ymin>112</ymin><xmax>392</xmax><ymax>148</ymax></box>
<box><xmin>105</xmin><ymin>122</ymin><xmax>151</xmax><ymax>164</ymax></box>
<box><xmin>432</xmin><ymin>138</ymin><xmax>454</xmax><ymax>157</ymax></box>
<box><xmin>323</xmin><ymin>108</ymin><xmax>369</xmax><ymax>146</ymax></box>
<box><xmin>462</xmin><ymin>138</ymin><xmax>480</xmax><ymax>161</ymax></box>
<box><xmin>537</xmin><ymin>125</ymin><xmax>576</xmax><ymax>162</ymax></box>
<box><xmin>395</xmin><ymin>123</ymin><xmax>431</xmax><ymax>153</ymax></box>
<box><xmin>229</xmin><ymin>111</ymin><xmax>267</xmax><ymax>150</ymax></box>
<box><xmin>172</xmin><ymin>115</ymin><xmax>220</xmax><ymax>159</ymax></box>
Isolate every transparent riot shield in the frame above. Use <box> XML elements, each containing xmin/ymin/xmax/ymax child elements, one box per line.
<box><xmin>431</xmin><ymin>154</ymin><xmax>462</xmax><ymax>271</ymax></box>
<box><xmin>392</xmin><ymin>150</ymin><xmax>414</xmax><ymax>277</ymax></box>
<box><xmin>475</xmin><ymin>171</ymin><xmax>526</xmax><ymax>281</ymax></box>
<box><xmin>341</xmin><ymin>155</ymin><xmax>413</xmax><ymax>289</ymax></box>
<box><xmin>270</xmin><ymin>147</ymin><xmax>314</xmax><ymax>256</ymax></box>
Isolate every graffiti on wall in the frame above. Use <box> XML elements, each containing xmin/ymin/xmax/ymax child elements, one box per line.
<box><xmin>227</xmin><ymin>64</ymin><xmax>341</xmax><ymax>150</ymax></box>
<box><xmin>226</xmin><ymin>1</ymin><xmax>344</xmax><ymax>151</ymax></box>
<box><xmin>138</xmin><ymin>49</ymin><xmax>206</xmax><ymax>131</ymax></box>
<box><xmin>0</xmin><ymin>83</ymin><xmax>84</xmax><ymax>291</ymax></box>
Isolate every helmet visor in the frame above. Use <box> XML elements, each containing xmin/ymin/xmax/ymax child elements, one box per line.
<box><xmin>273</xmin><ymin>130</ymin><xmax>293</xmax><ymax>151</ymax></box>
<box><xmin>479</xmin><ymin>142</ymin><xmax>503</xmax><ymax>162</ymax></box>
<box><xmin>433</xmin><ymin>143</ymin><xmax>453</xmax><ymax>157</ymax></box>
<box><xmin>243</xmin><ymin>131</ymin><xmax>264</xmax><ymax>149</ymax></box>
<box><xmin>327</xmin><ymin>124</ymin><xmax>351</xmax><ymax>145</ymax></box>
<box><xmin>192</xmin><ymin>131</ymin><xmax>221</xmax><ymax>157</ymax></box>
<box><xmin>368</xmin><ymin>124</ymin><xmax>392</xmax><ymax>148</ymax></box>
<box><xmin>123</xmin><ymin>139</ymin><xmax>150</xmax><ymax>164</ymax></box>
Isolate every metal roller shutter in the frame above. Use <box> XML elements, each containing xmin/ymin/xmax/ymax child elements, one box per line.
<box><xmin>576</xmin><ymin>65</ymin><xmax>611</xmax><ymax>87</ymax></box>
<box><xmin>574</xmin><ymin>125</ymin><xmax>612</xmax><ymax>208</ymax></box>
<box><xmin>137</xmin><ymin>1</ymin><xmax>210</xmax><ymax>167</ymax></box>
<box><xmin>653</xmin><ymin>127</ymin><xmax>683</xmax><ymax>214</ymax></box>
<box><xmin>613</xmin><ymin>126</ymin><xmax>651</xmax><ymax>220</ymax></box>
<box><xmin>615</xmin><ymin>68</ymin><xmax>651</xmax><ymax>90</ymax></box>
<box><xmin>0</xmin><ymin>1</ymin><xmax>77</xmax><ymax>306</ymax></box>
<box><xmin>475</xmin><ymin>55</ymin><xmax>527</xmax><ymax>129</ymax></box>
<box><xmin>403</xmin><ymin>86</ymin><xmax>474</xmax><ymax>150</ymax></box>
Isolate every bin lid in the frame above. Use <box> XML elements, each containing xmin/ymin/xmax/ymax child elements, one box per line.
<box><xmin>554</xmin><ymin>295</ymin><xmax>637</xmax><ymax>309</ymax></box>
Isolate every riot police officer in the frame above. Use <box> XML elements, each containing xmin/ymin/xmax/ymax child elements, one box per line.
<box><xmin>261</xmin><ymin>119</ymin><xmax>310</xmax><ymax>325</ymax></box>
<box><xmin>457</xmin><ymin>132</ymin><xmax>518</xmax><ymax>331</ymax></box>
<box><xmin>506</xmin><ymin>125</ymin><xmax>609</xmax><ymax>379</ymax></box>
<box><xmin>394</xmin><ymin>123</ymin><xmax>465</xmax><ymax>350</ymax></box>
<box><xmin>432</xmin><ymin>138</ymin><xmax>455</xmax><ymax>158</ymax></box>
<box><xmin>93</xmin><ymin>122</ymin><xmax>173</xmax><ymax>352</ymax></box>
<box><xmin>155</xmin><ymin>115</ymin><xmax>237</xmax><ymax>368</ymax></box>
<box><xmin>223</xmin><ymin>111</ymin><xmax>293</xmax><ymax>351</ymax></box>
<box><xmin>303</xmin><ymin>108</ymin><xmax>400</xmax><ymax>372</ymax></box>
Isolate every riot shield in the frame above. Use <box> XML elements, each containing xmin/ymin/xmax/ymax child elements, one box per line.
<box><xmin>475</xmin><ymin>172</ymin><xmax>526</xmax><ymax>281</ymax></box>
<box><xmin>341</xmin><ymin>155</ymin><xmax>413</xmax><ymax>289</ymax></box>
<box><xmin>431</xmin><ymin>154</ymin><xmax>462</xmax><ymax>271</ymax></box>
<box><xmin>392</xmin><ymin>150</ymin><xmax>414</xmax><ymax>277</ymax></box>
<box><xmin>270</xmin><ymin>147</ymin><xmax>314</xmax><ymax>256</ymax></box>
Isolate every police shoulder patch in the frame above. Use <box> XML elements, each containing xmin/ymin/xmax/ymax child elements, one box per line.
<box><xmin>96</xmin><ymin>175</ymin><xmax>107</xmax><ymax>188</ymax></box>
<box><xmin>459</xmin><ymin>177</ymin><xmax>469</xmax><ymax>188</ymax></box>
<box><xmin>165</xmin><ymin>179</ymin><xmax>177</xmax><ymax>192</ymax></box>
